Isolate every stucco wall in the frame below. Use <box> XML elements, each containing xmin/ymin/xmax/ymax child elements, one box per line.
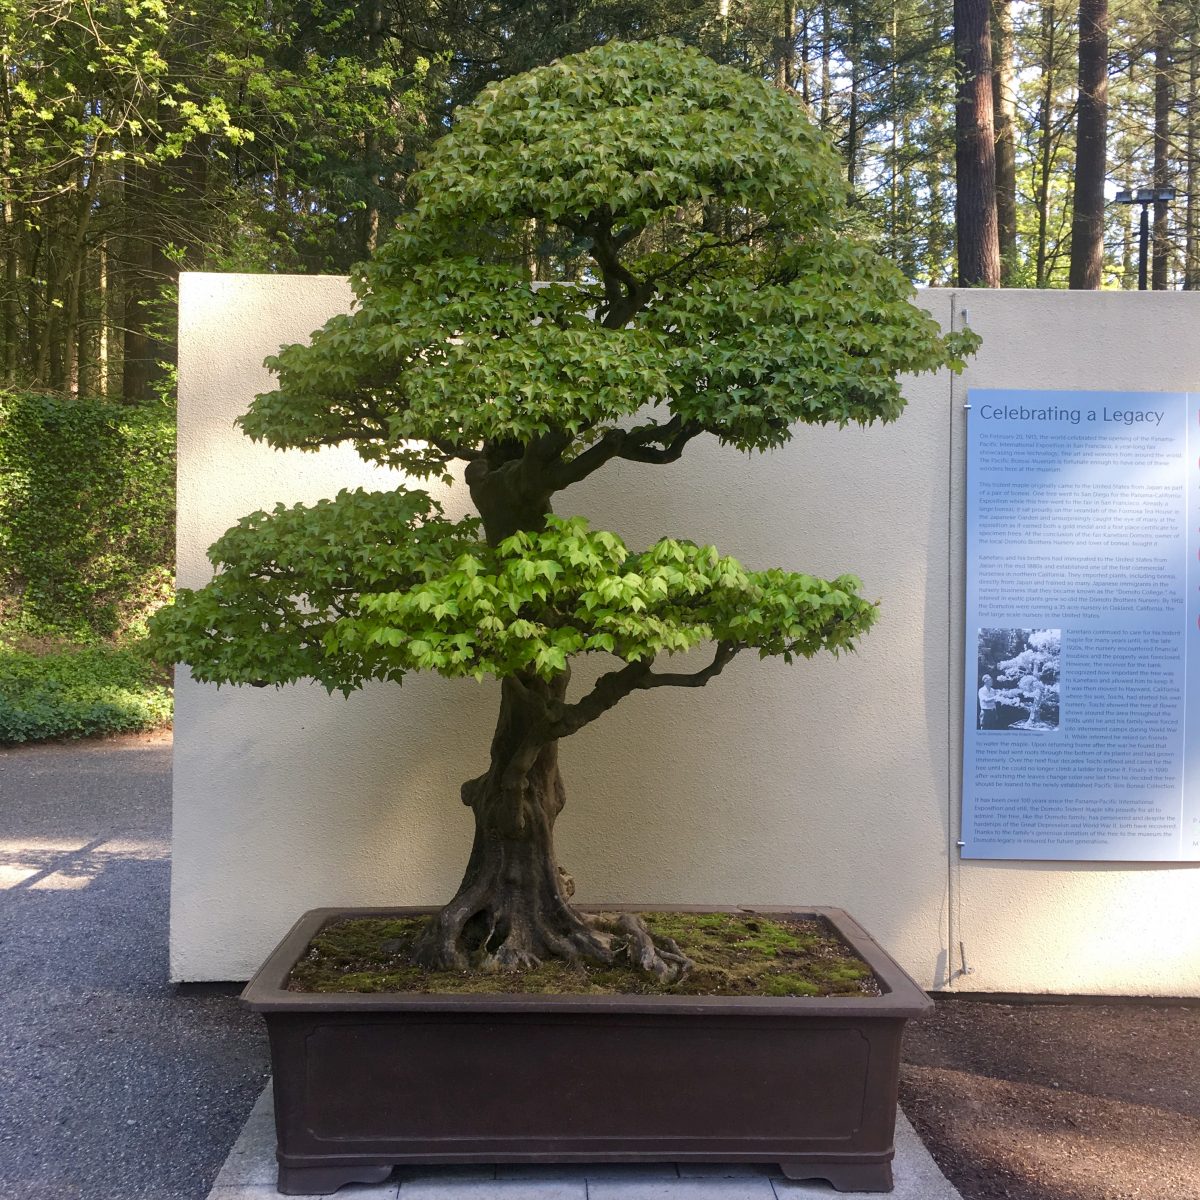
<box><xmin>171</xmin><ymin>274</ymin><xmax>1200</xmax><ymax>994</ymax></box>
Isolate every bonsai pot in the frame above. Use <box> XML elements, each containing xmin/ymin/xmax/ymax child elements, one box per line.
<box><xmin>242</xmin><ymin>905</ymin><xmax>931</xmax><ymax>1196</ymax></box>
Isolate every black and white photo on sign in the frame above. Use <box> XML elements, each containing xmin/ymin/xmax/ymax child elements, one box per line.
<box><xmin>976</xmin><ymin>628</ymin><xmax>1061</xmax><ymax>731</ymax></box>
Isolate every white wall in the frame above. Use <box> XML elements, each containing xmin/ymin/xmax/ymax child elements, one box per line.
<box><xmin>171</xmin><ymin>274</ymin><xmax>1200</xmax><ymax>995</ymax></box>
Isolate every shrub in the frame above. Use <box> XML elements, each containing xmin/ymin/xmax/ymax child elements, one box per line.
<box><xmin>0</xmin><ymin>638</ymin><xmax>173</xmax><ymax>744</ymax></box>
<box><xmin>0</xmin><ymin>392</ymin><xmax>175</xmax><ymax>639</ymax></box>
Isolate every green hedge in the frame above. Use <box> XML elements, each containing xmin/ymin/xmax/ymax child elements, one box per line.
<box><xmin>0</xmin><ymin>392</ymin><xmax>175</xmax><ymax>638</ymax></box>
<box><xmin>0</xmin><ymin>639</ymin><xmax>173</xmax><ymax>743</ymax></box>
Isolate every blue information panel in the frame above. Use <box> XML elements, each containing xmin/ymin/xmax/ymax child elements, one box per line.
<box><xmin>963</xmin><ymin>388</ymin><xmax>1200</xmax><ymax>861</ymax></box>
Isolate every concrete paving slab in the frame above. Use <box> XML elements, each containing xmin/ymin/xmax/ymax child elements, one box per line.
<box><xmin>209</xmin><ymin>1185</ymin><xmax>400</xmax><ymax>1200</ymax></box>
<box><xmin>497</xmin><ymin>1163</ymin><xmax>678</xmax><ymax>1180</ymax></box>
<box><xmin>396</xmin><ymin>1167</ymin><xmax>498</xmax><ymax>1183</ymax></box>
<box><xmin>677</xmin><ymin>1165</ymin><xmax>773</xmax><ymax>1179</ymax></box>
<box><xmin>589</xmin><ymin>1179</ymin><xmax>775</xmax><ymax>1199</ymax></box>
<box><xmin>399</xmin><ymin>1183</ymin><xmax>586</xmax><ymax>1200</ymax></box>
<box><xmin>207</xmin><ymin>1088</ymin><xmax>962</xmax><ymax>1200</ymax></box>
<box><xmin>768</xmin><ymin>1115</ymin><xmax>961</xmax><ymax>1200</ymax></box>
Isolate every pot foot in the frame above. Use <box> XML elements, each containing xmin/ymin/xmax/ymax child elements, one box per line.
<box><xmin>277</xmin><ymin>1164</ymin><xmax>393</xmax><ymax>1195</ymax></box>
<box><xmin>778</xmin><ymin>1161</ymin><xmax>893</xmax><ymax>1192</ymax></box>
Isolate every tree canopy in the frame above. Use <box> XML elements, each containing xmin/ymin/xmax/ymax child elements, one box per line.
<box><xmin>150</xmin><ymin>38</ymin><xmax>979</xmax><ymax>977</ymax></box>
<box><xmin>152</xmin><ymin>40</ymin><xmax>975</xmax><ymax>709</ymax></box>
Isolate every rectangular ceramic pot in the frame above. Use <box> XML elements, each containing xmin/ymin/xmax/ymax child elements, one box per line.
<box><xmin>242</xmin><ymin>905</ymin><xmax>931</xmax><ymax>1196</ymax></box>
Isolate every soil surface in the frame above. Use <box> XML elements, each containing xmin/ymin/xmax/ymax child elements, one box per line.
<box><xmin>288</xmin><ymin>911</ymin><xmax>879</xmax><ymax>996</ymax></box>
<box><xmin>901</xmin><ymin>997</ymin><xmax>1200</xmax><ymax>1200</ymax></box>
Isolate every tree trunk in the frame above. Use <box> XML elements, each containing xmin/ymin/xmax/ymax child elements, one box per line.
<box><xmin>955</xmin><ymin>0</ymin><xmax>1001</xmax><ymax>285</ymax></box>
<box><xmin>799</xmin><ymin>8</ymin><xmax>811</xmax><ymax>104</ymax></box>
<box><xmin>992</xmin><ymin>0</ymin><xmax>1018</xmax><ymax>281</ymax></box>
<box><xmin>412</xmin><ymin>457</ymin><xmax>693</xmax><ymax>980</ymax></box>
<box><xmin>63</xmin><ymin>150</ymin><xmax>103</xmax><ymax>396</ymax></box>
<box><xmin>1034</xmin><ymin>3</ymin><xmax>1057</xmax><ymax>286</ymax></box>
<box><xmin>413</xmin><ymin>674</ymin><xmax>582</xmax><ymax>970</ymax></box>
<box><xmin>358</xmin><ymin>0</ymin><xmax>384</xmax><ymax>260</ymax></box>
<box><xmin>1153</xmin><ymin>0</ymin><xmax>1173</xmax><ymax>289</ymax></box>
<box><xmin>1</xmin><ymin>191</ymin><xmax>17</xmax><ymax>385</ymax></box>
<box><xmin>1069</xmin><ymin>0</ymin><xmax>1109</xmax><ymax>289</ymax></box>
<box><xmin>413</xmin><ymin>673</ymin><xmax>691</xmax><ymax>980</ymax></box>
<box><xmin>776</xmin><ymin>0</ymin><xmax>796</xmax><ymax>89</ymax></box>
<box><xmin>820</xmin><ymin>3</ymin><xmax>832</xmax><ymax>127</ymax></box>
<box><xmin>1186</xmin><ymin>37</ymin><xmax>1199</xmax><ymax>289</ymax></box>
<box><xmin>846</xmin><ymin>4</ymin><xmax>860</xmax><ymax>189</ymax></box>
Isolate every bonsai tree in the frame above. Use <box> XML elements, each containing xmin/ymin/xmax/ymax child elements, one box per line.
<box><xmin>152</xmin><ymin>41</ymin><xmax>976</xmax><ymax>982</ymax></box>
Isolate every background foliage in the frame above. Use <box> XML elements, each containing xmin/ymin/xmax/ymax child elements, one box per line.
<box><xmin>0</xmin><ymin>638</ymin><xmax>172</xmax><ymax>742</ymax></box>
<box><xmin>0</xmin><ymin>392</ymin><xmax>174</xmax><ymax>638</ymax></box>
<box><xmin>2</xmin><ymin>2</ymin><xmax>1198</xmax><ymax>406</ymax></box>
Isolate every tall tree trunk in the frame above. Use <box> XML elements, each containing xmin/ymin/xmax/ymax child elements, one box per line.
<box><xmin>1</xmin><ymin>192</ymin><xmax>17</xmax><ymax>384</ymax></box>
<box><xmin>889</xmin><ymin>2</ymin><xmax>899</xmax><ymax>248</ymax></box>
<box><xmin>820</xmin><ymin>2</ymin><xmax>832</xmax><ymax>127</ymax></box>
<box><xmin>1186</xmin><ymin>39</ymin><xmax>1199</xmax><ymax>289</ymax></box>
<box><xmin>799</xmin><ymin>8</ymin><xmax>811</xmax><ymax>104</ymax></box>
<box><xmin>955</xmin><ymin>0</ymin><xmax>1001</xmax><ymax>285</ymax></box>
<box><xmin>1120</xmin><ymin>181</ymin><xmax>1135</xmax><ymax>287</ymax></box>
<box><xmin>97</xmin><ymin>238</ymin><xmax>109</xmax><ymax>395</ymax></box>
<box><xmin>1153</xmin><ymin>0</ymin><xmax>1174</xmax><ymax>289</ymax></box>
<box><xmin>358</xmin><ymin>0</ymin><xmax>384</xmax><ymax>259</ymax></box>
<box><xmin>0</xmin><ymin>61</ymin><xmax>18</xmax><ymax>384</ymax></box>
<box><xmin>846</xmin><ymin>4</ymin><xmax>860</xmax><ymax>188</ymax></box>
<box><xmin>63</xmin><ymin>150</ymin><xmax>104</xmax><ymax>396</ymax></box>
<box><xmin>122</xmin><ymin>155</ymin><xmax>170</xmax><ymax>402</ymax></box>
<box><xmin>992</xmin><ymin>0</ymin><xmax>1018</xmax><ymax>281</ymax></box>
<box><xmin>1034</xmin><ymin>3</ymin><xmax>1057</xmax><ymax>285</ymax></box>
<box><xmin>776</xmin><ymin>0</ymin><xmax>796</xmax><ymax>88</ymax></box>
<box><xmin>1069</xmin><ymin>0</ymin><xmax>1109</xmax><ymax>289</ymax></box>
<box><xmin>412</xmin><ymin>674</ymin><xmax>585</xmax><ymax>970</ymax></box>
<box><xmin>927</xmin><ymin>159</ymin><xmax>947</xmax><ymax>284</ymax></box>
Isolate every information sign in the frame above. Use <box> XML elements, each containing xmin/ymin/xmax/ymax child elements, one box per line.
<box><xmin>962</xmin><ymin>388</ymin><xmax>1200</xmax><ymax>861</ymax></box>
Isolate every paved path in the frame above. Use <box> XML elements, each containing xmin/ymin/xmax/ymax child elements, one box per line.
<box><xmin>0</xmin><ymin>733</ymin><xmax>270</xmax><ymax>1200</ymax></box>
<box><xmin>206</xmin><ymin>1088</ymin><xmax>962</xmax><ymax>1199</ymax></box>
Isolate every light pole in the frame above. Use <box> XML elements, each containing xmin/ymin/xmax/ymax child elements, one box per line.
<box><xmin>1114</xmin><ymin>186</ymin><xmax>1175</xmax><ymax>290</ymax></box>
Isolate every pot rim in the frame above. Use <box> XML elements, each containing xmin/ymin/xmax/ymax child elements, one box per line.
<box><xmin>241</xmin><ymin>905</ymin><xmax>933</xmax><ymax>1018</ymax></box>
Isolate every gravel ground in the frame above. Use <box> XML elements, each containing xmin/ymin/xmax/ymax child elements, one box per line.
<box><xmin>0</xmin><ymin>732</ymin><xmax>270</xmax><ymax>1200</ymax></box>
<box><xmin>901</xmin><ymin>997</ymin><xmax>1200</xmax><ymax>1200</ymax></box>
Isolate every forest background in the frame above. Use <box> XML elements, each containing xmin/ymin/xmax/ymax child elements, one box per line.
<box><xmin>0</xmin><ymin>0</ymin><xmax>1194</xmax><ymax>740</ymax></box>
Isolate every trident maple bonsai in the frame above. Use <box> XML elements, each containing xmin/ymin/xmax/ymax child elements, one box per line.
<box><xmin>153</xmin><ymin>41</ymin><xmax>974</xmax><ymax>983</ymax></box>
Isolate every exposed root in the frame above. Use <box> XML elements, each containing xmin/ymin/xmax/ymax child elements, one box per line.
<box><xmin>413</xmin><ymin>898</ymin><xmax>693</xmax><ymax>984</ymax></box>
<box><xmin>609</xmin><ymin>913</ymin><xmax>695</xmax><ymax>983</ymax></box>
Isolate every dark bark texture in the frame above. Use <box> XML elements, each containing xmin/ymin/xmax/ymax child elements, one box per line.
<box><xmin>413</xmin><ymin>430</ymin><xmax>707</xmax><ymax>982</ymax></box>
<box><xmin>412</xmin><ymin>670</ymin><xmax>693</xmax><ymax>981</ymax></box>
<box><xmin>992</xmin><ymin>0</ymin><xmax>1018</xmax><ymax>281</ymax></box>
<box><xmin>955</xmin><ymin>0</ymin><xmax>1002</xmax><ymax>286</ymax></box>
<box><xmin>1069</xmin><ymin>0</ymin><xmax>1109</xmax><ymax>289</ymax></box>
<box><xmin>1153</xmin><ymin>1</ymin><xmax>1174</xmax><ymax>290</ymax></box>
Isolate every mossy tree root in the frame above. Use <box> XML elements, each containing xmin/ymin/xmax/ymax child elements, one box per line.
<box><xmin>412</xmin><ymin>670</ymin><xmax>694</xmax><ymax>983</ymax></box>
<box><xmin>411</xmin><ymin>831</ymin><xmax>694</xmax><ymax>983</ymax></box>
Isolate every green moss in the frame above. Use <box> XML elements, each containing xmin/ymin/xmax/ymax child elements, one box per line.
<box><xmin>287</xmin><ymin>912</ymin><xmax>880</xmax><ymax>999</ymax></box>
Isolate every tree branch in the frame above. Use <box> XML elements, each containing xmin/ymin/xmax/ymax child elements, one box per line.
<box><xmin>431</xmin><ymin>437</ymin><xmax>485</xmax><ymax>462</ymax></box>
<box><xmin>548</xmin><ymin>641</ymin><xmax>741</xmax><ymax>738</ymax></box>
<box><xmin>548</xmin><ymin>415</ymin><xmax>703</xmax><ymax>490</ymax></box>
<box><xmin>636</xmin><ymin>641</ymin><xmax>742</xmax><ymax>689</ymax></box>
